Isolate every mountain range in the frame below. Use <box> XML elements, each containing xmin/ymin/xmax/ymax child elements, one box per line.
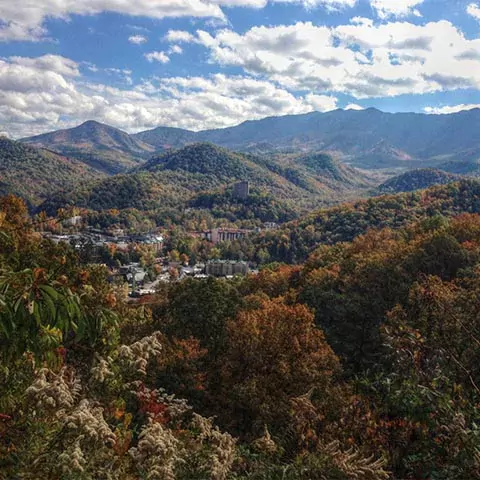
<box><xmin>39</xmin><ymin>143</ymin><xmax>373</xmax><ymax>219</ymax></box>
<box><xmin>2</xmin><ymin>107</ymin><xmax>479</xmax><ymax>225</ymax></box>
<box><xmin>20</xmin><ymin>108</ymin><xmax>480</xmax><ymax>174</ymax></box>
<box><xmin>23</xmin><ymin>120</ymin><xmax>154</xmax><ymax>174</ymax></box>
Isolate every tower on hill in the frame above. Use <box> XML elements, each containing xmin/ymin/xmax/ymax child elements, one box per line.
<box><xmin>233</xmin><ymin>181</ymin><xmax>249</xmax><ymax>200</ymax></box>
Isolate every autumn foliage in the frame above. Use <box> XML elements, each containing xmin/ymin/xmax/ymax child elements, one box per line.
<box><xmin>2</xmin><ymin>194</ymin><xmax>480</xmax><ymax>479</ymax></box>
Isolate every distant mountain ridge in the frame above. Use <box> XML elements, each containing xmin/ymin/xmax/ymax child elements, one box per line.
<box><xmin>133</xmin><ymin>108</ymin><xmax>480</xmax><ymax>169</ymax></box>
<box><xmin>22</xmin><ymin>120</ymin><xmax>155</xmax><ymax>174</ymax></box>
<box><xmin>19</xmin><ymin>108</ymin><xmax>480</xmax><ymax>173</ymax></box>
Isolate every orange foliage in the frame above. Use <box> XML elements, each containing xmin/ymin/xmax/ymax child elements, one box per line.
<box><xmin>217</xmin><ymin>298</ymin><xmax>340</xmax><ymax>436</ymax></box>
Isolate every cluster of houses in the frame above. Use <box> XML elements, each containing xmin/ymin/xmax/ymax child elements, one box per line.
<box><xmin>43</xmin><ymin>228</ymin><xmax>164</xmax><ymax>252</ymax></box>
<box><xmin>117</xmin><ymin>260</ymin><xmax>251</xmax><ymax>298</ymax></box>
<box><xmin>42</xmin><ymin>219</ymin><xmax>259</xmax><ymax>298</ymax></box>
<box><xmin>190</xmin><ymin>222</ymin><xmax>278</xmax><ymax>244</ymax></box>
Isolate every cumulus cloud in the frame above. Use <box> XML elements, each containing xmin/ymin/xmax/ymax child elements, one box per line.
<box><xmin>370</xmin><ymin>0</ymin><xmax>424</xmax><ymax>19</ymax></box>
<box><xmin>467</xmin><ymin>3</ymin><xmax>480</xmax><ymax>21</ymax></box>
<box><xmin>177</xmin><ymin>20</ymin><xmax>480</xmax><ymax>98</ymax></box>
<box><xmin>0</xmin><ymin>54</ymin><xmax>338</xmax><ymax>138</ymax></box>
<box><xmin>345</xmin><ymin>103</ymin><xmax>364</xmax><ymax>110</ymax></box>
<box><xmin>164</xmin><ymin>30</ymin><xmax>197</xmax><ymax>43</ymax></box>
<box><xmin>0</xmin><ymin>0</ymin><xmax>358</xmax><ymax>42</ymax></box>
<box><xmin>272</xmin><ymin>0</ymin><xmax>356</xmax><ymax>9</ymax></box>
<box><xmin>424</xmin><ymin>104</ymin><xmax>480</xmax><ymax>114</ymax></box>
<box><xmin>169</xmin><ymin>45</ymin><xmax>184</xmax><ymax>54</ymax></box>
<box><xmin>0</xmin><ymin>0</ymin><xmax>225</xmax><ymax>41</ymax></box>
<box><xmin>144</xmin><ymin>51</ymin><xmax>170</xmax><ymax>63</ymax></box>
<box><xmin>8</xmin><ymin>55</ymin><xmax>80</xmax><ymax>77</ymax></box>
<box><xmin>129</xmin><ymin>35</ymin><xmax>148</xmax><ymax>44</ymax></box>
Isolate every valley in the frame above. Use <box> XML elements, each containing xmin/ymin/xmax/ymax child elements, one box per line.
<box><xmin>2</xmin><ymin>108</ymin><xmax>480</xmax><ymax>480</ymax></box>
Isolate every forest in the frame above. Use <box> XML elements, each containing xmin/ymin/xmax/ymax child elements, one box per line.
<box><xmin>1</xmin><ymin>191</ymin><xmax>480</xmax><ymax>479</ymax></box>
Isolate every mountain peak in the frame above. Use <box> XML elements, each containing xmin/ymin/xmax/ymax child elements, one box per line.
<box><xmin>141</xmin><ymin>142</ymin><xmax>249</xmax><ymax>179</ymax></box>
<box><xmin>78</xmin><ymin>119</ymin><xmax>109</xmax><ymax>129</ymax></box>
<box><xmin>21</xmin><ymin>120</ymin><xmax>155</xmax><ymax>175</ymax></box>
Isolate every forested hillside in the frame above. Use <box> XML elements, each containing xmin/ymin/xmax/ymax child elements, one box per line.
<box><xmin>39</xmin><ymin>143</ymin><xmax>374</xmax><ymax>228</ymax></box>
<box><xmin>2</xmin><ymin>192</ymin><xmax>480</xmax><ymax>479</ymax></box>
<box><xmin>378</xmin><ymin>168</ymin><xmax>458</xmax><ymax>193</ymax></box>
<box><xmin>231</xmin><ymin>179</ymin><xmax>480</xmax><ymax>263</ymax></box>
<box><xmin>440</xmin><ymin>158</ymin><xmax>480</xmax><ymax>176</ymax></box>
<box><xmin>0</xmin><ymin>137</ymin><xmax>103</xmax><ymax>207</ymax></box>
<box><xmin>22</xmin><ymin>120</ymin><xmax>155</xmax><ymax>174</ymax></box>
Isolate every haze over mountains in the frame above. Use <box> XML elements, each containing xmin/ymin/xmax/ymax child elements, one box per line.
<box><xmin>21</xmin><ymin>108</ymin><xmax>480</xmax><ymax>174</ymax></box>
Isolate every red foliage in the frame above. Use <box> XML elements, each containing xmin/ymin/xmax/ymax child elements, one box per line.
<box><xmin>136</xmin><ymin>384</ymin><xmax>170</xmax><ymax>425</ymax></box>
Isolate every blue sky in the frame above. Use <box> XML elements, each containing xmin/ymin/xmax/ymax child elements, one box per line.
<box><xmin>0</xmin><ymin>0</ymin><xmax>479</xmax><ymax>137</ymax></box>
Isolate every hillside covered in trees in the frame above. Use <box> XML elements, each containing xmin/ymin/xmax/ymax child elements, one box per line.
<box><xmin>39</xmin><ymin>143</ymin><xmax>375</xmax><ymax>229</ymax></box>
<box><xmin>217</xmin><ymin>179</ymin><xmax>480</xmax><ymax>264</ymax></box>
<box><xmin>0</xmin><ymin>137</ymin><xmax>103</xmax><ymax>207</ymax></box>
<box><xmin>377</xmin><ymin>168</ymin><xmax>458</xmax><ymax>194</ymax></box>
<box><xmin>2</xmin><ymin>191</ymin><xmax>480</xmax><ymax>479</ymax></box>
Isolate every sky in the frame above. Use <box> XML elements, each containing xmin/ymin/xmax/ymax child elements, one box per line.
<box><xmin>0</xmin><ymin>0</ymin><xmax>479</xmax><ymax>138</ymax></box>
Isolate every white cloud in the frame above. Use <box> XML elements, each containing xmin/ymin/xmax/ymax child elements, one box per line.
<box><xmin>104</xmin><ymin>67</ymin><xmax>133</xmax><ymax>84</ymax></box>
<box><xmin>0</xmin><ymin>0</ymin><xmax>359</xmax><ymax>42</ymax></box>
<box><xmin>272</xmin><ymin>0</ymin><xmax>356</xmax><ymax>8</ymax></box>
<box><xmin>0</xmin><ymin>54</ymin><xmax>338</xmax><ymax>138</ymax></box>
<box><xmin>164</xmin><ymin>30</ymin><xmax>197</xmax><ymax>43</ymax></box>
<box><xmin>9</xmin><ymin>55</ymin><xmax>80</xmax><ymax>77</ymax></box>
<box><xmin>467</xmin><ymin>3</ymin><xmax>480</xmax><ymax>21</ymax></box>
<box><xmin>144</xmin><ymin>51</ymin><xmax>170</xmax><ymax>63</ymax></box>
<box><xmin>169</xmin><ymin>45</ymin><xmax>184</xmax><ymax>54</ymax></box>
<box><xmin>0</xmin><ymin>0</ymin><xmax>226</xmax><ymax>42</ymax></box>
<box><xmin>370</xmin><ymin>0</ymin><xmax>424</xmax><ymax>19</ymax></box>
<box><xmin>128</xmin><ymin>34</ymin><xmax>148</xmax><ymax>44</ymax></box>
<box><xmin>184</xmin><ymin>20</ymin><xmax>480</xmax><ymax>99</ymax></box>
<box><xmin>304</xmin><ymin>93</ymin><xmax>338</xmax><ymax>111</ymax></box>
<box><xmin>345</xmin><ymin>103</ymin><xmax>364</xmax><ymax>110</ymax></box>
<box><xmin>424</xmin><ymin>104</ymin><xmax>480</xmax><ymax>114</ymax></box>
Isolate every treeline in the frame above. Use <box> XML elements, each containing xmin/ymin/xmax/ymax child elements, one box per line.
<box><xmin>244</xmin><ymin>178</ymin><xmax>480</xmax><ymax>263</ymax></box>
<box><xmin>1</xmin><ymin>193</ymin><xmax>480</xmax><ymax>478</ymax></box>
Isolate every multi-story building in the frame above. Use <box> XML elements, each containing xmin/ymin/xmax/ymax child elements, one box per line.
<box><xmin>196</xmin><ymin>227</ymin><xmax>252</xmax><ymax>244</ymax></box>
<box><xmin>232</xmin><ymin>181</ymin><xmax>250</xmax><ymax>200</ymax></box>
<box><xmin>205</xmin><ymin>260</ymin><xmax>249</xmax><ymax>277</ymax></box>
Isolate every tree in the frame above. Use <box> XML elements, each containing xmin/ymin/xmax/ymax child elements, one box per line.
<box><xmin>157</xmin><ymin>277</ymin><xmax>242</xmax><ymax>360</ymax></box>
<box><xmin>216</xmin><ymin>298</ymin><xmax>340</xmax><ymax>437</ymax></box>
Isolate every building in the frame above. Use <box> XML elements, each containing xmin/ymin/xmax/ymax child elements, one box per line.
<box><xmin>128</xmin><ymin>234</ymin><xmax>164</xmax><ymax>253</ymax></box>
<box><xmin>63</xmin><ymin>215</ymin><xmax>82</xmax><ymax>227</ymax></box>
<box><xmin>263</xmin><ymin>222</ymin><xmax>278</xmax><ymax>230</ymax></box>
<box><xmin>108</xmin><ymin>227</ymin><xmax>125</xmax><ymax>237</ymax></box>
<box><xmin>202</xmin><ymin>228</ymin><xmax>251</xmax><ymax>244</ymax></box>
<box><xmin>206</xmin><ymin>260</ymin><xmax>249</xmax><ymax>277</ymax></box>
<box><xmin>118</xmin><ymin>264</ymin><xmax>147</xmax><ymax>286</ymax></box>
<box><xmin>232</xmin><ymin>181</ymin><xmax>250</xmax><ymax>200</ymax></box>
